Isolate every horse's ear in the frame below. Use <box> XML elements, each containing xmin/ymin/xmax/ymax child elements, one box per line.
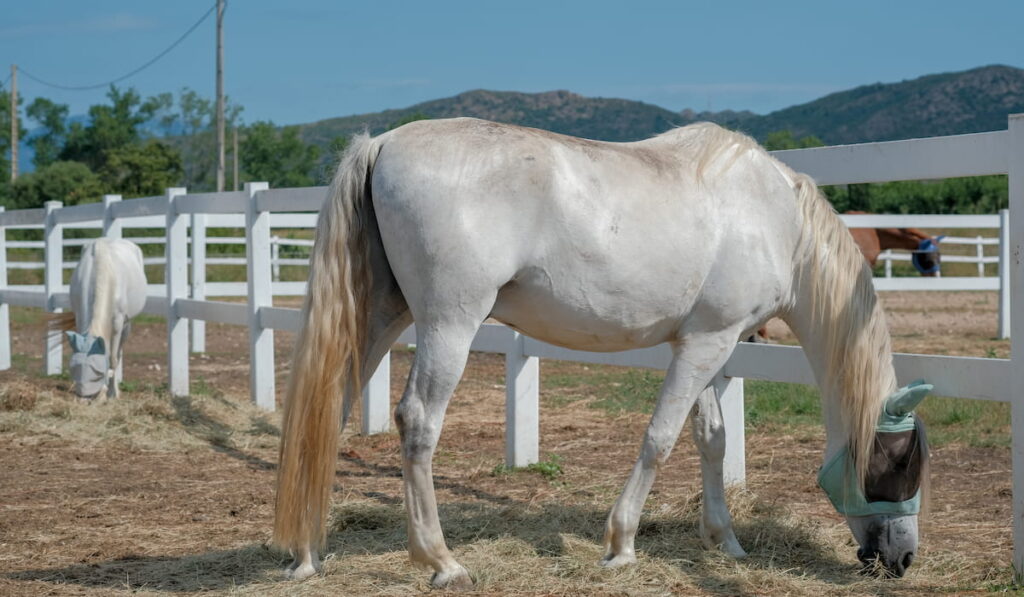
<box><xmin>65</xmin><ymin>331</ymin><xmax>83</xmax><ymax>352</ymax></box>
<box><xmin>886</xmin><ymin>380</ymin><xmax>932</xmax><ymax>417</ymax></box>
<box><xmin>88</xmin><ymin>336</ymin><xmax>106</xmax><ymax>356</ymax></box>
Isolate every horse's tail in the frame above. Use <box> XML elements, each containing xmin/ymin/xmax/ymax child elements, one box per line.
<box><xmin>273</xmin><ymin>132</ymin><xmax>383</xmax><ymax>553</ymax></box>
<box><xmin>46</xmin><ymin>311</ymin><xmax>77</xmax><ymax>333</ymax></box>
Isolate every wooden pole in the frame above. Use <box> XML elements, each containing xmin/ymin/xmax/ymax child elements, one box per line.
<box><xmin>215</xmin><ymin>0</ymin><xmax>225</xmax><ymax>192</ymax></box>
<box><xmin>233</xmin><ymin>127</ymin><xmax>239</xmax><ymax>191</ymax></box>
<box><xmin>10</xmin><ymin>65</ymin><xmax>17</xmax><ymax>182</ymax></box>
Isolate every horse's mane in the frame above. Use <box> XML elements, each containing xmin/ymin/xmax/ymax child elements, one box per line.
<box><xmin>672</xmin><ymin>122</ymin><xmax>897</xmax><ymax>486</ymax></box>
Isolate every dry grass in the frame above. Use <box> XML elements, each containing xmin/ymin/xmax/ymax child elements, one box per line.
<box><xmin>0</xmin><ymin>292</ymin><xmax>1017</xmax><ymax>595</ymax></box>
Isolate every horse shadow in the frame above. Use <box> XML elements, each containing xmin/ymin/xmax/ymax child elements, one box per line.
<box><xmin>169</xmin><ymin>395</ymin><xmax>276</xmax><ymax>471</ymax></box>
<box><xmin>6</xmin><ymin>488</ymin><xmax>873</xmax><ymax>594</ymax></box>
<box><xmin>7</xmin><ymin>402</ymin><xmax>875</xmax><ymax>593</ymax></box>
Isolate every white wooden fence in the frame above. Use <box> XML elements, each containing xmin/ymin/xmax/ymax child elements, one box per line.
<box><xmin>0</xmin><ymin>115</ymin><xmax>1022</xmax><ymax>577</ymax></box>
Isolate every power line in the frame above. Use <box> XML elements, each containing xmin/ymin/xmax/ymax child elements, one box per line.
<box><xmin>17</xmin><ymin>3</ymin><xmax>219</xmax><ymax>92</ymax></box>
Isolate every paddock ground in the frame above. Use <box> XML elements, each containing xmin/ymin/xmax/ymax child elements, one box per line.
<box><xmin>0</xmin><ymin>291</ymin><xmax>1015</xmax><ymax>596</ymax></box>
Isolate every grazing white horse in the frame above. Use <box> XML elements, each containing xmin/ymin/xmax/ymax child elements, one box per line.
<box><xmin>274</xmin><ymin>118</ymin><xmax>930</xmax><ymax>586</ymax></box>
<box><xmin>51</xmin><ymin>237</ymin><xmax>147</xmax><ymax>400</ymax></box>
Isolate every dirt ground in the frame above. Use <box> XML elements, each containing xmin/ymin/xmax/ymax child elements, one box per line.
<box><xmin>0</xmin><ymin>291</ymin><xmax>1015</xmax><ymax>595</ymax></box>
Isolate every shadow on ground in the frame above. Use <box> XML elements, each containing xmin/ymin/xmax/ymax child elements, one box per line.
<box><xmin>8</xmin><ymin>496</ymin><xmax>868</xmax><ymax>594</ymax></box>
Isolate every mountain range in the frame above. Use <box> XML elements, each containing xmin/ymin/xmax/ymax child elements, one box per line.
<box><xmin>297</xmin><ymin>64</ymin><xmax>1024</xmax><ymax>149</ymax></box>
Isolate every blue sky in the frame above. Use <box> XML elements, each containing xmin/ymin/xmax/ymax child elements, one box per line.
<box><xmin>2</xmin><ymin>1</ymin><xmax>1022</xmax><ymax>126</ymax></box>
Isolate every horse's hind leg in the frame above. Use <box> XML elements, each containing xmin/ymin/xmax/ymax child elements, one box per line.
<box><xmin>109</xmin><ymin>319</ymin><xmax>129</xmax><ymax>399</ymax></box>
<box><xmin>601</xmin><ymin>329</ymin><xmax>739</xmax><ymax>567</ymax></box>
<box><xmin>394</xmin><ymin>314</ymin><xmax>486</xmax><ymax>589</ymax></box>
<box><xmin>691</xmin><ymin>384</ymin><xmax>746</xmax><ymax>557</ymax></box>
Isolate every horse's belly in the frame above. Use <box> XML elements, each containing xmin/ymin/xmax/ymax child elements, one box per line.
<box><xmin>490</xmin><ymin>271</ymin><xmax>691</xmax><ymax>352</ymax></box>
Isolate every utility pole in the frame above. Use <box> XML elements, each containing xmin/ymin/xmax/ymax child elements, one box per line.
<box><xmin>215</xmin><ymin>0</ymin><xmax>225</xmax><ymax>192</ymax></box>
<box><xmin>233</xmin><ymin>127</ymin><xmax>239</xmax><ymax>191</ymax></box>
<box><xmin>10</xmin><ymin>64</ymin><xmax>18</xmax><ymax>182</ymax></box>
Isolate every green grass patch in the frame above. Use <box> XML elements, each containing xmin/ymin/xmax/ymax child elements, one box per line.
<box><xmin>543</xmin><ymin>364</ymin><xmax>1005</xmax><ymax>449</ymax></box>
<box><xmin>543</xmin><ymin>366</ymin><xmax>663</xmax><ymax>414</ymax></box>
<box><xmin>745</xmin><ymin>381</ymin><xmax>822</xmax><ymax>429</ymax></box>
<box><xmin>918</xmin><ymin>396</ymin><xmax>1009</xmax><ymax>448</ymax></box>
<box><xmin>492</xmin><ymin>453</ymin><xmax>564</xmax><ymax>480</ymax></box>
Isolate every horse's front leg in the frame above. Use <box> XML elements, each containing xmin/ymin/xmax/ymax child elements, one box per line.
<box><xmin>601</xmin><ymin>330</ymin><xmax>738</xmax><ymax>567</ymax></box>
<box><xmin>691</xmin><ymin>384</ymin><xmax>746</xmax><ymax>557</ymax></box>
<box><xmin>394</xmin><ymin>323</ymin><xmax>478</xmax><ymax>589</ymax></box>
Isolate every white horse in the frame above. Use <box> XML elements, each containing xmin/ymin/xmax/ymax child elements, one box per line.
<box><xmin>51</xmin><ymin>237</ymin><xmax>147</xmax><ymax>400</ymax></box>
<box><xmin>273</xmin><ymin>118</ymin><xmax>930</xmax><ymax>586</ymax></box>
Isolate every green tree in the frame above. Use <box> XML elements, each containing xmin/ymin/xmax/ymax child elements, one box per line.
<box><xmin>387</xmin><ymin>112</ymin><xmax>430</xmax><ymax>131</ymax></box>
<box><xmin>763</xmin><ymin>130</ymin><xmax>824</xmax><ymax>151</ymax></box>
<box><xmin>60</xmin><ymin>85</ymin><xmax>171</xmax><ymax>170</ymax></box>
<box><xmin>99</xmin><ymin>140</ymin><xmax>183</xmax><ymax>198</ymax></box>
<box><xmin>160</xmin><ymin>88</ymin><xmax>243</xmax><ymax>191</ymax></box>
<box><xmin>7</xmin><ymin>161</ymin><xmax>103</xmax><ymax>209</ymax></box>
<box><xmin>240</xmin><ymin>121</ymin><xmax>320</xmax><ymax>187</ymax></box>
<box><xmin>26</xmin><ymin>97</ymin><xmax>69</xmax><ymax>169</ymax></box>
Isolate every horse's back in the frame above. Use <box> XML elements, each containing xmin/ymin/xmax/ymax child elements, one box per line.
<box><xmin>81</xmin><ymin>238</ymin><xmax>148</xmax><ymax>319</ymax></box>
<box><xmin>371</xmin><ymin>118</ymin><xmax>803</xmax><ymax>350</ymax></box>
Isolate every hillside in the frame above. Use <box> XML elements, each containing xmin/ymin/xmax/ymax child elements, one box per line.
<box><xmin>297</xmin><ymin>65</ymin><xmax>1024</xmax><ymax>149</ymax></box>
<box><xmin>298</xmin><ymin>89</ymin><xmax>687</xmax><ymax>147</ymax></box>
<box><xmin>721</xmin><ymin>64</ymin><xmax>1024</xmax><ymax>144</ymax></box>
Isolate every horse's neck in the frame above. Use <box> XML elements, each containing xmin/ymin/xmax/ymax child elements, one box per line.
<box><xmin>783</xmin><ymin>240</ymin><xmax>898</xmax><ymax>465</ymax></box>
<box><xmin>876</xmin><ymin>228</ymin><xmax>921</xmax><ymax>251</ymax></box>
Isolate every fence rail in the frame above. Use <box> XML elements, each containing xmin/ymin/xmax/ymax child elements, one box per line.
<box><xmin>0</xmin><ymin>116</ymin><xmax>1022</xmax><ymax>576</ymax></box>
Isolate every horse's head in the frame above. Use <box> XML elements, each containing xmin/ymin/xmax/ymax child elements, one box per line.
<box><xmin>64</xmin><ymin>331</ymin><xmax>109</xmax><ymax>399</ymax></box>
<box><xmin>911</xmin><ymin>236</ymin><xmax>944</xmax><ymax>277</ymax></box>
<box><xmin>819</xmin><ymin>381</ymin><xmax>930</xmax><ymax>578</ymax></box>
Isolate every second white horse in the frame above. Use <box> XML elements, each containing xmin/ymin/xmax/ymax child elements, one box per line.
<box><xmin>51</xmin><ymin>237</ymin><xmax>148</xmax><ymax>400</ymax></box>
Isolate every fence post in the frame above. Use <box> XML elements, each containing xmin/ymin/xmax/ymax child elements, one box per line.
<box><xmin>883</xmin><ymin>250</ymin><xmax>892</xmax><ymax>278</ymax></box>
<box><xmin>1000</xmin><ymin>209</ymin><xmax>1011</xmax><ymax>340</ymax></box>
<box><xmin>361</xmin><ymin>353</ymin><xmax>391</xmax><ymax>434</ymax></box>
<box><xmin>191</xmin><ymin>213</ymin><xmax>207</xmax><ymax>353</ymax></box>
<box><xmin>245</xmin><ymin>182</ymin><xmax>275</xmax><ymax>410</ymax></box>
<box><xmin>714</xmin><ymin>373</ymin><xmax>746</xmax><ymax>486</ymax></box>
<box><xmin>102</xmin><ymin>194</ymin><xmax>122</xmax><ymax>239</ymax></box>
<box><xmin>1007</xmin><ymin>114</ymin><xmax>1024</xmax><ymax>583</ymax></box>
<box><xmin>165</xmin><ymin>187</ymin><xmax>189</xmax><ymax>396</ymax></box>
<box><xmin>271</xmin><ymin>236</ymin><xmax>281</xmax><ymax>282</ymax></box>
<box><xmin>506</xmin><ymin>330</ymin><xmax>540</xmax><ymax>467</ymax></box>
<box><xmin>0</xmin><ymin>207</ymin><xmax>9</xmax><ymax>371</ymax></box>
<box><xmin>977</xmin><ymin>235</ymin><xmax>985</xmax><ymax>277</ymax></box>
<box><xmin>43</xmin><ymin>201</ymin><xmax>63</xmax><ymax>375</ymax></box>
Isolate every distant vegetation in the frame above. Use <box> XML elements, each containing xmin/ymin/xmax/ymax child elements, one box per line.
<box><xmin>0</xmin><ymin>85</ymin><xmax>326</xmax><ymax>208</ymax></box>
<box><xmin>296</xmin><ymin>65</ymin><xmax>1024</xmax><ymax>148</ymax></box>
<box><xmin>1</xmin><ymin>64</ymin><xmax>1020</xmax><ymax>213</ymax></box>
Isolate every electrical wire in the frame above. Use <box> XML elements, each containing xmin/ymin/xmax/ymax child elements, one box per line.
<box><xmin>17</xmin><ymin>2</ymin><xmax>221</xmax><ymax>92</ymax></box>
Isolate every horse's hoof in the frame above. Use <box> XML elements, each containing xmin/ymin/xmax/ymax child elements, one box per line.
<box><xmin>720</xmin><ymin>538</ymin><xmax>747</xmax><ymax>559</ymax></box>
<box><xmin>599</xmin><ymin>553</ymin><xmax>637</xmax><ymax>568</ymax></box>
<box><xmin>430</xmin><ymin>565</ymin><xmax>472</xmax><ymax>589</ymax></box>
<box><xmin>284</xmin><ymin>561</ymin><xmax>318</xmax><ymax>580</ymax></box>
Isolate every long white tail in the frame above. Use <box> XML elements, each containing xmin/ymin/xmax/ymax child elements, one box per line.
<box><xmin>273</xmin><ymin>133</ymin><xmax>382</xmax><ymax>552</ymax></box>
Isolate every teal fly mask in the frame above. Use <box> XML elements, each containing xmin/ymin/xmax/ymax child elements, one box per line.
<box><xmin>66</xmin><ymin>332</ymin><xmax>109</xmax><ymax>398</ymax></box>
<box><xmin>818</xmin><ymin>380</ymin><xmax>931</xmax><ymax>517</ymax></box>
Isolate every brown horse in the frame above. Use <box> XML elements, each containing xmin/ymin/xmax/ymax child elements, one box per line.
<box><xmin>845</xmin><ymin>211</ymin><xmax>942</xmax><ymax>276</ymax></box>
<box><xmin>750</xmin><ymin>212</ymin><xmax>942</xmax><ymax>342</ymax></box>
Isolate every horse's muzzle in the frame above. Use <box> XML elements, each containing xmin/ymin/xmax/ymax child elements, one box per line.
<box><xmin>858</xmin><ymin>547</ymin><xmax>915</xmax><ymax>578</ymax></box>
